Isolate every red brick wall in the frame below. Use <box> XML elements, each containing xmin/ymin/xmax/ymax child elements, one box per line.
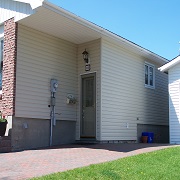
<box><xmin>0</xmin><ymin>18</ymin><xmax>18</xmax><ymax>116</ymax></box>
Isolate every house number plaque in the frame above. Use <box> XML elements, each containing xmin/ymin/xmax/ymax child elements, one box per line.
<box><xmin>85</xmin><ymin>64</ymin><xmax>91</xmax><ymax>71</ymax></box>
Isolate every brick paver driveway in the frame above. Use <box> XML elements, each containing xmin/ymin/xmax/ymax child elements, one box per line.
<box><xmin>0</xmin><ymin>143</ymin><xmax>178</xmax><ymax>180</ymax></box>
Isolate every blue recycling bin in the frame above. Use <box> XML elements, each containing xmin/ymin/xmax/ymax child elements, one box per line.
<box><xmin>142</xmin><ymin>132</ymin><xmax>154</xmax><ymax>143</ymax></box>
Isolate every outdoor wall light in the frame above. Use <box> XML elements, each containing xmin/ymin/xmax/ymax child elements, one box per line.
<box><xmin>82</xmin><ymin>49</ymin><xmax>89</xmax><ymax>63</ymax></box>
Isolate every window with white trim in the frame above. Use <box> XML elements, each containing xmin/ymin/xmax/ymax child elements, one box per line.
<box><xmin>145</xmin><ymin>62</ymin><xmax>155</xmax><ymax>88</ymax></box>
<box><xmin>0</xmin><ymin>38</ymin><xmax>4</xmax><ymax>90</ymax></box>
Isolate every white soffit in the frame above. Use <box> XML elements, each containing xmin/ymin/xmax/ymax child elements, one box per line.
<box><xmin>18</xmin><ymin>6</ymin><xmax>102</xmax><ymax>44</ymax></box>
<box><xmin>0</xmin><ymin>0</ymin><xmax>36</xmax><ymax>23</ymax></box>
<box><xmin>17</xmin><ymin>1</ymin><xmax>168</xmax><ymax>64</ymax></box>
<box><xmin>158</xmin><ymin>56</ymin><xmax>180</xmax><ymax>72</ymax></box>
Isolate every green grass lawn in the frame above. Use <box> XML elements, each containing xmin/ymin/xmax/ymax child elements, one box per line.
<box><xmin>32</xmin><ymin>147</ymin><xmax>180</xmax><ymax>180</ymax></box>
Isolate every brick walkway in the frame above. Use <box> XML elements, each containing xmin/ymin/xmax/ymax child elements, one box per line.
<box><xmin>0</xmin><ymin>143</ymin><xmax>179</xmax><ymax>180</ymax></box>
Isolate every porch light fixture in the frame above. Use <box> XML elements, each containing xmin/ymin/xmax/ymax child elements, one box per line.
<box><xmin>82</xmin><ymin>49</ymin><xmax>89</xmax><ymax>63</ymax></box>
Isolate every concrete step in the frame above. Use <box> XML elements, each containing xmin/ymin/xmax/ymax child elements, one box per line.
<box><xmin>0</xmin><ymin>136</ymin><xmax>12</xmax><ymax>153</ymax></box>
<box><xmin>76</xmin><ymin>139</ymin><xmax>99</xmax><ymax>145</ymax></box>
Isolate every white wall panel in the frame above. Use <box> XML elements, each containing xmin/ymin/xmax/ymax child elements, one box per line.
<box><xmin>16</xmin><ymin>25</ymin><xmax>78</xmax><ymax>121</ymax></box>
<box><xmin>169</xmin><ymin>63</ymin><xmax>180</xmax><ymax>144</ymax></box>
<box><xmin>101</xmin><ymin>39</ymin><xmax>169</xmax><ymax>141</ymax></box>
<box><xmin>0</xmin><ymin>0</ymin><xmax>34</xmax><ymax>24</ymax></box>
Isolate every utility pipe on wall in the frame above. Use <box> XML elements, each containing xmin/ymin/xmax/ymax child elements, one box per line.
<box><xmin>50</xmin><ymin>79</ymin><xmax>58</xmax><ymax>147</ymax></box>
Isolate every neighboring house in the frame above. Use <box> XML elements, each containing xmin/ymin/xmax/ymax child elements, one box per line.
<box><xmin>159</xmin><ymin>56</ymin><xmax>180</xmax><ymax>144</ymax></box>
<box><xmin>0</xmin><ymin>0</ymin><xmax>169</xmax><ymax>151</ymax></box>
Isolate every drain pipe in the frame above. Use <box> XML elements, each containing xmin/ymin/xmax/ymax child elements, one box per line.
<box><xmin>50</xmin><ymin>79</ymin><xmax>58</xmax><ymax>147</ymax></box>
<box><xmin>50</xmin><ymin>107</ymin><xmax>53</xmax><ymax>147</ymax></box>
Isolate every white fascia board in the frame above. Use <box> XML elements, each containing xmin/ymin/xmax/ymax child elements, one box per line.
<box><xmin>12</xmin><ymin>0</ymin><xmax>45</xmax><ymax>9</ymax></box>
<box><xmin>43</xmin><ymin>1</ymin><xmax>168</xmax><ymax>64</ymax></box>
<box><xmin>158</xmin><ymin>56</ymin><xmax>180</xmax><ymax>72</ymax></box>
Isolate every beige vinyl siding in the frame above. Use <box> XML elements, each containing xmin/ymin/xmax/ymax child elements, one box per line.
<box><xmin>101</xmin><ymin>39</ymin><xmax>168</xmax><ymax>141</ymax></box>
<box><xmin>76</xmin><ymin>39</ymin><xmax>101</xmax><ymax>140</ymax></box>
<box><xmin>16</xmin><ymin>24</ymin><xmax>78</xmax><ymax>120</ymax></box>
<box><xmin>0</xmin><ymin>0</ymin><xmax>34</xmax><ymax>24</ymax></box>
<box><xmin>169</xmin><ymin>64</ymin><xmax>180</xmax><ymax>144</ymax></box>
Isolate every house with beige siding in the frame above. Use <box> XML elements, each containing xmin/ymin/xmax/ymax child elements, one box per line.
<box><xmin>0</xmin><ymin>0</ymin><xmax>169</xmax><ymax>151</ymax></box>
<box><xmin>159</xmin><ymin>56</ymin><xmax>180</xmax><ymax>144</ymax></box>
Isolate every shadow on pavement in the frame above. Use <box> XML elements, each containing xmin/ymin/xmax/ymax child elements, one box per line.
<box><xmin>36</xmin><ymin>143</ymin><xmax>172</xmax><ymax>153</ymax></box>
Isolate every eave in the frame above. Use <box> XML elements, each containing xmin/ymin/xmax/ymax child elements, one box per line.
<box><xmin>158</xmin><ymin>55</ymin><xmax>180</xmax><ymax>72</ymax></box>
<box><xmin>16</xmin><ymin>0</ymin><xmax>168</xmax><ymax>65</ymax></box>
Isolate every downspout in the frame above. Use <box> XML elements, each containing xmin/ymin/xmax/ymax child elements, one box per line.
<box><xmin>50</xmin><ymin>79</ymin><xmax>58</xmax><ymax>146</ymax></box>
<box><xmin>50</xmin><ymin>92</ymin><xmax>54</xmax><ymax>146</ymax></box>
<box><xmin>50</xmin><ymin>110</ymin><xmax>53</xmax><ymax>146</ymax></box>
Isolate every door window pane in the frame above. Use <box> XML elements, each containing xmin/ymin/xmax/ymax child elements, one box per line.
<box><xmin>81</xmin><ymin>75</ymin><xmax>96</xmax><ymax>138</ymax></box>
<box><xmin>85</xmin><ymin>78</ymin><xmax>94</xmax><ymax>107</ymax></box>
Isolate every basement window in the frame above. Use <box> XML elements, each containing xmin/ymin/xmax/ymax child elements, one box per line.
<box><xmin>145</xmin><ymin>62</ymin><xmax>155</xmax><ymax>89</ymax></box>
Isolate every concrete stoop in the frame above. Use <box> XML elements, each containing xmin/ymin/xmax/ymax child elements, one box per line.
<box><xmin>0</xmin><ymin>136</ymin><xmax>12</xmax><ymax>153</ymax></box>
<box><xmin>76</xmin><ymin>139</ymin><xmax>100</xmax><ymax>145</ymax></box>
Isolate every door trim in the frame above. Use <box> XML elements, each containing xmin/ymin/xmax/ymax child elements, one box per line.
<box><xmin>80</xmin><ymin>72</ymin><xmax>96</xmax><ymax>139</ymax></box>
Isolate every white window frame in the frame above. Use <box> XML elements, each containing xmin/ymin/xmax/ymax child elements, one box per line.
<box><xmin>144</xmin><ymin>62</ymin><xmax>155</xmax><ymax>89</ymax></box>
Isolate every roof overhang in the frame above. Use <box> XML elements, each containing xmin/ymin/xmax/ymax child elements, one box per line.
<box><xmin>158</xmin><ymin>56</ymin><xmax>180</xmax><ymax>72</ymax></box>
<box><xmin>16</xmin><ymin>0</ymin><xmax>168</xmax><ymax>65</ymax></box>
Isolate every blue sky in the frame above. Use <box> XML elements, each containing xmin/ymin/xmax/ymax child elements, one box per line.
<box><xmin>50</xmin><ymin>0</ymin><xmax>180</xmax><ymax>60</ymax></box>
